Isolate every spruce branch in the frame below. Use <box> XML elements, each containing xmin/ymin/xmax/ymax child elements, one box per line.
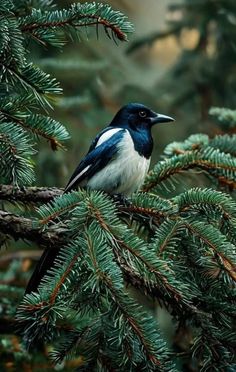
<box><xmin>164</xmin><ymin>133</ymin><xmax>236</xmax><ymax>158</ymax></box>
<box><xmin>210</xmin><ymin>134</ymin><xmax>236</xmax><ymax>157</ymax></box>
<box><xmin>0</xmin><ymin>97</ymin><xmax>70</xmax><ymax>149</ymax></box>
<box><xmin>83</xmin><ymin>228</ymin><xmax>166</xmax><ymax>369</ymax></box>
<box><xmin>185</xmin><ymin>220</ymin><xmax>236</xmax><ymax>282</ymax></box>
<box><xmin>0</xmin><ymin>15</ymin><xmax>25</xmax><ymax>68</ymax></box>
<box><xmin>143</xmin><ymin>147</ymin><xmax>236</xmax><ymax>193</ymax></box>
<box><xmin>0</xmin><ymin>0</ymin><xmax>234</xmax><ymax>369</ymax></box>
<box><xmin>0</xmin><ymin>61</ymin><xmax>62</xmax><ymax>108</ymax></box>
<box><xmin>0</xmin><ymin>123</ymin><xmax>35</xmax><ymax>185</ymax></box>
<box><xmin>19</xmin><ymin>3</ymin><xmax>134</xmax><ymax>47</ymax></box>
<box><xmin>174</xmin><ymin>188</ymin><xmax>236</xmax><ymax>220</ymax></box>
<box><xmin>0</xmin><ymin>197</ymin><xmax>192</xmax><ymax>312</ymax></box>
<box><xmin>17</xmin><ymin>227</ymin><xmax>176</xmax><ymax>370</ymax></box>
<box><xmin>5</xmin><ymin>184</ymin><xmax>235</xmax><ymax>369</ymax></box>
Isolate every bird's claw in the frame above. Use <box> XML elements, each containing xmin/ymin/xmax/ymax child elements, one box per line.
<box><xmin>111</xmin><ymin>193</ymin><xmax>131</xmax><ymax>207</ymax></box>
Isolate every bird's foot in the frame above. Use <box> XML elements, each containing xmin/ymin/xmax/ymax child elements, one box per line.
<box><xmin>111</xmin><ymin>193</ymin><xmax>131</xmax><ymax>207</ymax></box>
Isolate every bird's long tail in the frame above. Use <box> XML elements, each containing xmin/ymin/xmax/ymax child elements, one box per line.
<box><xmin>25</xmin><ymin>186</ymin><xmax>76</xmax><ymax>294</ymax></box>
<box><xmin>25</xmin><ymin>247</ymin><xmax>58</xmax><ymax>294</ymax></box>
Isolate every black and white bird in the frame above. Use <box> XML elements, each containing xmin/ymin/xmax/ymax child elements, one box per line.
<box><xmin>25</xmin><ymin>103</ymin><xmax>174</xmax><ymax>294</ymax></box>
<box><xmin>64</xmin><ymin>103</ymin><xmax>174</xmax><ymax>195</ymax></box>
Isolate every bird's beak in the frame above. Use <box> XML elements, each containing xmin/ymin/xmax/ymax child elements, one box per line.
<box><xmin>150</xmin><ymin>113</ymin><xmax>175</xmax><ymax>125</ymax></box>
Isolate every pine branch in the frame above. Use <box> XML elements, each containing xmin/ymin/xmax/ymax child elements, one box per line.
<box><xmin>0</xmin><ymin>206</ymin><xmax>194</xmax><ymax>315</ymax></box>
<box><xmin>0</xmin><ymin>15</ymin><xmax>25</xmax><ymax>68</ymax></box>
<box><xmin>174</xmin><ymin>188</ymin><xmax>236</xmax><ymax>220</ymax></box>
<box><xmin>10</xmin><ymin>185</ymin><xmax>236</xmax><ymax>369</ymax></box>
<box><xmin>0</xmin><ymin>185</ymin><xmax>165</xmax><ymax>232</ymax></box>
<box><xmin>19</xmin><ymin>3</ymin><xmax>134</xmax><ymax>47</ymax></box>
<box><xmin>164</xmin><ymin>133</ymin><xmax>236</xmax><ymax>158</ymax></box>
<box><xmin>143</xmin><ymin>147</ymin><xmax>236</xmax><ymax>193</ymax></box>
<box><xmin>185</xmin><ymin>220</ymin><xmax>236</xmax><ymax>282</ymax></box>
<box><xmin>0</xmin><ymin>97</ymin><xmax>70</xmax><ymax>150</ymax></box>
<box><xmin>210</xmin><ymin>135</ymin><xmax>236</xmax><ymax>157</ymax></box>
<box><xmin>17</xmin><ymin>227</ymin><xmax>176</xmax><ymax>370</ymax></box>
<box><xmin>0</xmin><ymin>61</ymin><xmax>62</xmax><ymax>108</ymax></box>
<box><xmin>0</xmin><ymin>123</ymin><xmax>35</xmax><ymax>185</ymax></box>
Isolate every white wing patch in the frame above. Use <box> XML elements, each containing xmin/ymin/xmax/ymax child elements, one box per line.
<box><xmin>65</xmin><ymin>128</ymin><xmax>122</xmax><ymax>192</ymax></box>
<box><xmin>96</xmin><ymin>128</ymin><xmax>123</xmax><ymax>147</ymax></box>
<box><xmin>65</xmin><ymin>164</ymin><xmax>91</xmax><ymax>191</ymax></box>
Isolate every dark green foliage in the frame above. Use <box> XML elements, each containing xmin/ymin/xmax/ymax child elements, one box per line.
<box><xmin>17</xmin><ymin>142</ymin><xmax>236</xmax><ymax>369</ymax></box>
<box><xmin>0</xmin><ymin>122</ymin><xmax>35</xmax><ymax>185</ymax></box>
<box><xmin>0</xmin><ymin>0</ymin><xmax>236</xmax><ymax>371</ymax></box>
<box><xmin>144</xmin><ymin>132</ymin><xmax>236</xmax><ymax>193</ymax></box>
<box><xmin>16</xmin><ymin>155</ymin><xmax>236</xmax><ymax>370</ymax></box>
<box><xmin>19</xmin><ymin>2</ymin><xmax>133</xmax><ymax>47</ymax></box>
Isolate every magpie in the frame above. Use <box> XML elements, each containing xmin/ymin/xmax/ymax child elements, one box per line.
<box><xmin>64</xmin><ymin>103</ymin><xmax>174</xmax><ymax>195</ymax></box>
<box><xmin>25</xmin><ymin>103</ymin><xmax>174</xmax><ymax>294</ymax></box>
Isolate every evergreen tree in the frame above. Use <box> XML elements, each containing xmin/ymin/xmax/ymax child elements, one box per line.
<box><xmin>0</xmin><ymin>1</ymin><xmax>236</xmax><ymax>371</ymax></box>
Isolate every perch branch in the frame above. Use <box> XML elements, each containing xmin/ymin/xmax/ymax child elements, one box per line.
<box><xmin>0</xmin><ymin>184</ymin><xmax>63</xmax><ymax>203</ymax></box>
<box><xmin>0</xmin><ymin>210</ymin><xmax>66</xmax><ymax>247</ymax></box>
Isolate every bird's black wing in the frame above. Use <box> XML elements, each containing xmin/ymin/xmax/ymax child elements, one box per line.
<box><xmin>25</xmin><ymin>129</ymin><xmax>125</xmax><ymax>294</ymax></box>
<box><xmin>64</xmin><ymin>128</ymin><xmax>124</xmax><ymax>193</ymax></box>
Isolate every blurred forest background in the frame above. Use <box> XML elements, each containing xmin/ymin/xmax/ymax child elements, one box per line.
<box><xmin>35</xmin><ymin>0</ymin><xmax>233</xmax><ymax>188</ymax></box>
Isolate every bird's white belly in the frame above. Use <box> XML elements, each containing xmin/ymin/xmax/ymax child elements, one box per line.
<box><xmin>87</xmin><ymin>131</ymin><xmax>150</xmax><ymax>195</ymax></box>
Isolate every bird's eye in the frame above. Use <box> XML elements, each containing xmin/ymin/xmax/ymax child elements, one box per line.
<box><xmin>139</xmin><ymin>111</ymin><xmax>147</xmax><ymax>118</ymax></box>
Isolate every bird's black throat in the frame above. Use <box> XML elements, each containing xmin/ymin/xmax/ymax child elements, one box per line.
<box><xmin>128</xmin><ymin>127</ymin><xmax>153</xmax><ymax>159</ymax></box>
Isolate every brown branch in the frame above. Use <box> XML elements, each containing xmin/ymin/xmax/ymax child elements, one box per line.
<box><xmin>218</xmin><ymin>176</ymin><xmax>236</xmax><ymax>191</ymax></box>
<box><xmin>0</xmin><ymin>185</ymin><xmax>164</xmax><ymax>228</ymax></box>
<box><xmin>49</xmin><ymin>251</ymin><xmax>82</xmax><ymax>305</ymax></box>
<box><xmin>0</xmin><ymin>209</ymin><xmax>66</xmax><ymax>247</ymax></box>
<box><xmin>0</xmin><ymin>184</ymin><xmax>63</xmax><ymax>204</ymax></box>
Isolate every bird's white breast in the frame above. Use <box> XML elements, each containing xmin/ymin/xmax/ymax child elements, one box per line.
<box><xmin>87</xmin><ymin>130</ymin><xmax>150</xmax><ymax>195</ymax></box>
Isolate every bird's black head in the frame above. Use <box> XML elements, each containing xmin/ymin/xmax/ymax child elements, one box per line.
<box><xmin>110</xmin><ymin>103</ymin><xmax>174</xmax><ymax>130</ymax></box>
